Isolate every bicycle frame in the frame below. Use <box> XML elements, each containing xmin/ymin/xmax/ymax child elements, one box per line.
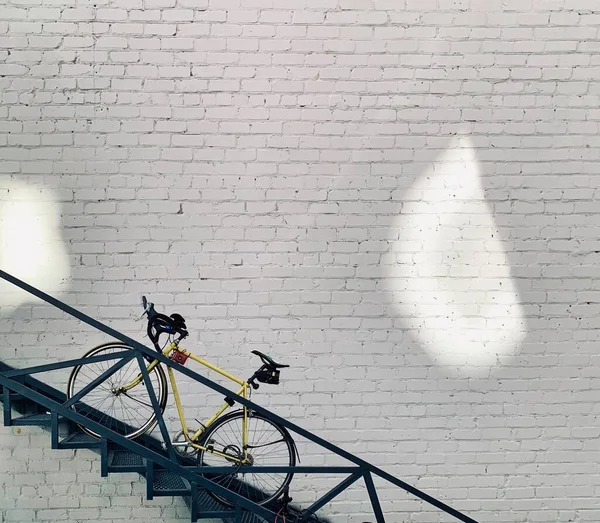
<box><xmin>119</xmin><ymin>341</ymin><xmax>250</xmax><ymax>464</ymax></box>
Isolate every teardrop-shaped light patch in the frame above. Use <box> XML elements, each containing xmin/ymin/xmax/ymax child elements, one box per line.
<box><xmin>388</xmin><ymin>138</ymin><xmax>526</xmax><ymax>376</ymax></box>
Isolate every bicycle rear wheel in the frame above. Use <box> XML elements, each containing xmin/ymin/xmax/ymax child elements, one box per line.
<box><xmin>66</xmin><ymin>342</ymin><xmax>168</xmax><ymax>439</ymax></box>
<box><xmin>197</xmin><ymin>410</ymin><xmax>295</xmax><ymax>506</ymax></box>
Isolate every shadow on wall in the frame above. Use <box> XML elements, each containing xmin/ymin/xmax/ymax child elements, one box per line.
<box><xmin>381</xmin><ymin>134</ymin><xmax>528</xmax><ymax>378</ymax></box>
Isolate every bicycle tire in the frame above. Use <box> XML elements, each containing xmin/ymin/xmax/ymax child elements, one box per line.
<box><xmin>66</xmin><ymin>342</ymin><xmax>168</xmax><ymax>440</ymax></box>
<box><xmin>197</xmin><ymin>410</ymin><xmax>295</xmax><ymax>506</ymax></box>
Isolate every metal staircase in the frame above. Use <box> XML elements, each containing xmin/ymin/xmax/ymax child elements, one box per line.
<box><xmin>0</xmin><ymin>269</ymin><xmax>480</xmax><ymax>523</ymax></box>
<box><xmin>0</xmin><ymin>362</ymin><xmax>317</xmax><ymax>523</ymax></box>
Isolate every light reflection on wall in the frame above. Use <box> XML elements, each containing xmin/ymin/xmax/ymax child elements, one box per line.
<box><xmin>388</xmin><ymin>138</ymin><xmax>525</xmax><ymax>376</ymax></box>
<box><xmin>0</xmin><ymin>183</ymin><xmax>70</xmax><ymax>310</ymax></box>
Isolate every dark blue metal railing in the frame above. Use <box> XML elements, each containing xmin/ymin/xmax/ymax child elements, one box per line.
<box><xmin>0</xmin><ymin>269</ymin><xmax>479</xmax><ymax>523</ymax></box>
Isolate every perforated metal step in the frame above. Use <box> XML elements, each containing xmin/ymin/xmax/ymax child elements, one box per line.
<box><xmin>190</xmin><ymin>485</ymin><xmax>330</xmax><ymax>523</ymax></box>
<box><xmin>108</xmin><ymin>450</ymin><xmax>145</xmax><ymax>474</ymax></box>
<box><xmin>59</xmin><ymin>431</ymin><xmax>102</xmax><ymax>449</ymax></box>
<box><xmin>191</xmin><ymin>488</ymin><xmax>269</xmax><ymax>523</ymax></box>
<box><xmin>153</xmin><ymin>469</ymin><xmax>191</xmax><ymax>496</ymax></box>
<box><xmin>11</xmin><ymin>412</ymin><xmax>52</xmax><ymax>426</ymax></box>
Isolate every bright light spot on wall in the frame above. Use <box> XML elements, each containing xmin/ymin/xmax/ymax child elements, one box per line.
<box><xmin>0</xmin><ymin>183</ymin><xmax>70</xmax><ymax>309</ymax></box>
<box><xmin>388</xmin><ymin>137</ymin><xmax>525</xmax><ymax>376</ymax></box>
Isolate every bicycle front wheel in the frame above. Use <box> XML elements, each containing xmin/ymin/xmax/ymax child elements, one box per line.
<box><xmin>197</xmin><ymin>410</ymin><xmax>295</xmax><ymax>506</ymax></box>
<box><xmin>66</xmin><ymin>342</ymin><xmax>168</xmax><ymax>439</ymax></box>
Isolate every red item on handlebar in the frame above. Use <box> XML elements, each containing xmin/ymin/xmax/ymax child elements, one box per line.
<box><xmin>171</xmin><ymin>350</ymin><xmax>189</xmax><ymax>366</ymax></box>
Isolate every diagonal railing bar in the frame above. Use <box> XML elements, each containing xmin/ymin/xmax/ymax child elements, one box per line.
<box><xmin>0</xmin><ymin>373</ymin><xmax>277</xmax><ymax>521</ymax></box>
<box><xmin>364</xmin><ymin>472</ymin><xmax>385</xmax><ymax>523</ymax></box>
<box><xmin>63</xmin><ymin>351</ymin><xmax>135</xmax><ymax>409</ymax></box>
<box><xmin>0</xmin><ymin>350</ymin><xmax>133</xmax><ymax>378</ymax></box>
<box><xmin>299</xmin><ymin>472</ymin><xmax>363</xmax><ymax>521</ymax></box>
<box><xmin>0</xmin><ymin>269</ymin><xmax>479</xmax><ymax>523</ymax></box>
<box><xmin>135</xmin><ymin>352</ymin><xmax>177</xmax><ymax>462</ymax></box>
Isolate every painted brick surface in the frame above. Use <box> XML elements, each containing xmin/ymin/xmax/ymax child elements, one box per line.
<box><xmin>1</xmin><ymin>0</ymin><xmax>600</xmax><ymax>521</ymax></box>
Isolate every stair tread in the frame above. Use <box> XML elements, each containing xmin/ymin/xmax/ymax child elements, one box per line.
<box><xmin>192</xmin><ymin>486</ymin><xmax>328</xmax><ymax>523</ymax></box>
<box><xmin>12</xmin><ymin>412</ymin><xmax>52</xmax><ymax>425</ymax></box>
<box><xmin>194</xmin><ymin>488</ymin><xmax>235</xmax><ymax>514</ymax></box>
<box><xmin>153</xmin><ymin>469</ymin><xmax>190</xmax><ymax>492</ymax></box>
<box><xmin>60</xmin><ymin>432</ymin><xmax>101</xmax><ymax>447</ymax></box>
<box><xmin>109</xmin><ymin>450</ymin><xmax>144</xmax><ymax>468</ymax></box>
<box><xmin>193</xmin><ymin>489</ymin><xmax>267</xmax><ymax>523</ymax></box>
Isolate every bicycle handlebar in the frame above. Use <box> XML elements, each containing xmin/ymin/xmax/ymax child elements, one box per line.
<box><xmin>139</xmin><ymin>299</ymin><xmax>287</xmax><ymax>380</ymax></box>
<box><xmin>141</xmin><ymin>296</ymin><xmax>188</xmax><ymax>350</ymax></box>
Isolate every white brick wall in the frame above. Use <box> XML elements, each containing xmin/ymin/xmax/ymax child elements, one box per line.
<box><xmin>1</xmin><ymin>0</ymin><xmax>600</xmax><ymax>521</ymax></box>
<box><xmin>0</xmin><ymin>423</ymin><xmax>194</xmax><ymax>523</ymax></box>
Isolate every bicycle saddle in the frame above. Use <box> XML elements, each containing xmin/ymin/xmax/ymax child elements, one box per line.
<box><xmin>251</xmin><ymin>350</ymin><xmax>289</xmax><ymax>369</ymax></box>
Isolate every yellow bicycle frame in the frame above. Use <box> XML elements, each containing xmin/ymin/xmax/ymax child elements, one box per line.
<box><xmin>121</xmin><ymin>342</ymin><xmax>250</xmax><ymax>464</ymax></box>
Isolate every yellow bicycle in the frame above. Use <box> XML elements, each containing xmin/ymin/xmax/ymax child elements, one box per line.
<box><xmin>66</xmin><ymin>296</ymin><xmax>296</xmax><ymax>506</ymax></box>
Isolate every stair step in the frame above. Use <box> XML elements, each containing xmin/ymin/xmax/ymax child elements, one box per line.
<box><xmin>191</xmin><ymin>488</ymin><xmax>268</xmax><ymax>523</ymax></box>
<box><xmin>11</xmin><ymin>412</ymin><xmax>52</xmax><ymax>426</ymax></box>
<box><xmin>191</xmin><ymin>488</ymin><xmax>236</xmax><ymax>521</ymax></box>
<box><xmin>58</xmin><ymin>431</ymin><xmax>102</xmax><ymax>449</ymax></box>
<box><xmin>107</xmin><ymin>450</ymin><xmax>145</xmax><ymax>474</ymax></box>
<box><xmin>152</xmin><ymin>469</ymin><xmax>191</xmax><ymax>496</ymax></box>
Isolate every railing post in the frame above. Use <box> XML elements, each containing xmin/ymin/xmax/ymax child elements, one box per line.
<box><xmin>50</xmin><ymin>412</ymin><xmax>59</xmax><ymax>449</ymax></box>
<box><xmin>3</xmin><ymin>386</ymin><xmax>11</xmax><ymax>426</ymax></box>
<box><xmin>190</xmin><ymin>483</ymin><xmax>197</xmax><ymax>523</ymax></box>
<box><xmin>146</xmin><ymin>459</ymin><xmax>154</xmax><ymax>500</ymax></box>
<box><xmin>364</xmin><ymin>471</ymin><xmax>385</xmax><ymax>523</ymax></box>
<box><xmin>100</xmin><ymin>438</ymin><xmax>108</xmax><ymax>477</ymax></box>
<box><xmin>235</xmin><ymin>504</ymin><xmax>241</xmax><ymax>523</ymax></box>
<box><xmin>135</xmin><ymin>353</ymin><xmax>177</xmax><ymax>461</ymax></box>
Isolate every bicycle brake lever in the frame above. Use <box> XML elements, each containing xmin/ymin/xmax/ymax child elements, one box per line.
<box><xmin>138</xmin><ymin>305</ymin><xmax>151</xmax><ymax>320</ymax></box>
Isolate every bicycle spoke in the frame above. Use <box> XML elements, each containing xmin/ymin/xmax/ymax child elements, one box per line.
<box><xmin>121</xmin><ymin>391</ymin><xmax>154</xmax><ymax>409</ymax></box>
